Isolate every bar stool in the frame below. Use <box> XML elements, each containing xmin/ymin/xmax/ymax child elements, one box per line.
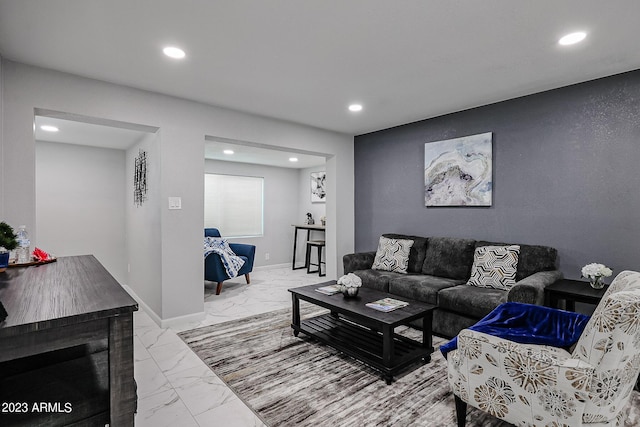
<box><xmin>305</xmin><ymin>240</ymin><xmax>326</xmax><ymax>277</ymax></box>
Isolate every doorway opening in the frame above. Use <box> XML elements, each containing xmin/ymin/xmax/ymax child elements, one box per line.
<box><xmin>203</xmin><ymin>135</ymin><xmax>329</xmax><ymax>293</ymax></box>
<box><xmin>34</xmin><ymin>109</ymin><xmax>158</xmax><ymax>288</ymax></box>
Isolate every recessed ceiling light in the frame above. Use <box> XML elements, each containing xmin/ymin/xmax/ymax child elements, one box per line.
<box><xmin>558</xmin><ymin>32</ymin><xmax>587</xmax><ymax>46</ymax></box>
<box><xmin>348</xmin><ymin>104</ymin><xmax>363</xmax><ymax>112</ymax></box>
<box><xmin>289</xmin><ymin>157</ymin><xmax>299</xmax><ymax>162</ymax></box>
<box><xmin>223</xmin><ymin>149</ymin><xmax>234</xmax><ymax>155</ymax></box>
<box><xmin>163</xmin><ymin>46</ymin><xmax>186</xmax><ymax>59</ymax></box>
<box><xmin>40</xmin><ymin>125</ymin><xmax>59</xmax><ymax>132</ymax></box>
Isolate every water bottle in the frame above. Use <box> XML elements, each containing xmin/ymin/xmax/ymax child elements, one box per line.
<box><xmin>16</xmin><ymin>225</ymin><xmax>30</xmax><ymax>264</ymax></box>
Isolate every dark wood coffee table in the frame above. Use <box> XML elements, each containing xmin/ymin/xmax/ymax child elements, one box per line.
<box><xmin>289</xmin><ymin>282</ymin><xmax>435</xmax><ymax>384</ymax></box>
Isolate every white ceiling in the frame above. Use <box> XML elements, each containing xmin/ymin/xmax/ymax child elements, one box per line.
<box><xmin>205</xmin><ymin>139</ymin><xmax>326</xmax><ymax>169</ymax></box>
<box><xmin>35</xmin><ymin>116</ymin><xmax>148</xmax><ymax>150</ymax></box>
<box><xmin>2</xmin><ymin>1</ymin><xmax>640</xmax><ymax>136</ymax></box>
<box><xmin>35</xmin><ymin>116</ymin><xmax>327</xmax><ymax>168</ymax></box>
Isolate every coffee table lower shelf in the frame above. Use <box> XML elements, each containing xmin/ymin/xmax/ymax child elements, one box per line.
<box><xmin>293</xmin><ymin>313</ymin><xmax>431</xmax><ymax>384</ymax></box>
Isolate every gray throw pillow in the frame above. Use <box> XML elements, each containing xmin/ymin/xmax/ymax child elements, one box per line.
<box><xmin>372</xmin><ymin>236</ymin><xmax>414</xmax><ymax>274</ymax></box>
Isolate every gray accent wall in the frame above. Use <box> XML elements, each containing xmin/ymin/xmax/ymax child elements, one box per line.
<box><xmin>354</xmin><ymin>70</ymin><xmax>640</xmax><ymax>279</ymax></box>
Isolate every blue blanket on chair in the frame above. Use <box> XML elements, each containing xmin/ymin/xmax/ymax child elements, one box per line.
<box><xmin>440</xmin><ymin>302</ymin><xmax>590</xmax><ymax>359</ymax></box>
<box><xmin>204</xmin><ymin>237</ymin><xmax>245</xmax><ymax>279</ymax></box>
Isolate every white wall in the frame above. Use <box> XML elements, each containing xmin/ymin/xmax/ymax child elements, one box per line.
<box><xmin>0</xmin><ymin>58</ymin><xmax>4</xmax><ymax>219</ymax></box>
<box><xmin>205</xmin><ymin>159</ymin><xmax>299</xmax><ymax>267</ymax></box>
<box><xmin>126</xmin><ymin>133</ymin><xmax>162</xmax><ymax>315</ymax></box>
<box><xmin>0</xmin><ymin>59</ymin><xmax>354</xmax><ymax>323</ymax></box>
<box><xmin>298</xmin><ymin>165</ymin><xmax>326</xmax><ymax>226</ymax></box>
<box><xmin>35</xmin><ymin>141</ymin><xmax>127</xmax><ymax>283</ymax></box>
<box><xmin>294</xmin><ymin>165</ymin><xmax>327</xmax><ymax>264</ymax></box>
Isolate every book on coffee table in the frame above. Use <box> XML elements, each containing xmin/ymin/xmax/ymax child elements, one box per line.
<box><xmin>366</xmin><ymin>297</ymin><xmax>409</xmax><ymax>312</ymax></box>
<box><xmin>315</xmin><ymin>284</ymin><xmax>342</xmax><ymax>295</ymax></box>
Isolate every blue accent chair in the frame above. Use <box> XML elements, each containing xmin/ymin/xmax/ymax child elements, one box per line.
<box><xmin>204</xmin><ymin>228</ymin><xmax>256</xmax><ymax>295</ymax></box>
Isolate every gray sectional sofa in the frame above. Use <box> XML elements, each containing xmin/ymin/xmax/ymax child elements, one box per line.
<box><xmin>343</xmin><ymin>234</ymin><xmax>562</xmax><ymax>338</ymax></box>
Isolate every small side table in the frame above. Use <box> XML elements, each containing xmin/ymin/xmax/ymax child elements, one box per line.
<box><xmin>545</xmin><ymin>278</ymin><xmax>608</xmax><ymax>311</ymax></box>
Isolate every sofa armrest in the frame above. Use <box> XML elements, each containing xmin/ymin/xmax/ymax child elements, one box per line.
<box><xmin>229</xmin><ymin>243</ymin><xmax>255</xmax><ymax>258</ymax></box>
<box><xmin>204</xmin><ymin>252</ymin><xmax>227</xmax><ymax>281</ymax></box>
<box><xmin>229</xmin><ymin>243</ymin><xmax>256</xmax><ymax>271</ymax></box>
<box><xmin>205</xmin><ymin>243</ymin><xmax>256</xmax><ymax>282</ymax></box>
<box><xmin>448</xmin><ymin>329</ymin><xmax>592</xmax><ymax>426</ymax></box>
<box><xmin>457</xmin><ymin>329</ymin><xmax>576</xmax><ymax>364</ymax></box>
<box><xmin>343</xmin><ymin>251</ymin><xmax>376</xmax><ymax>274</ymax></box>
<box><xmin>508</xmin><ymin>270</ymin><xmax>563</xmax><ymax>305</ymax></box>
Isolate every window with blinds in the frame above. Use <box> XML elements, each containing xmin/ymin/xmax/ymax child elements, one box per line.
<box><xmin>204</xmin><ymin>173</ymin><xmax>264</xmax><ymax>237</ymax></box>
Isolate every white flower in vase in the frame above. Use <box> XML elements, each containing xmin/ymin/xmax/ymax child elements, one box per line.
<box><xmin>581</xmin><ymin>263</ymin><xmax>613</xmax><ymax>289</ymax></box>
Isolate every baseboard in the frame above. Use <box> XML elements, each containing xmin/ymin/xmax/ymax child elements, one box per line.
<box><xmin>122</xmin><ymin>284</ymin><xmax>205</xmax><ymax>329</ymax></box>
<box><xmin>159</xmin><ymin>311</ymin><xmax>206</xmax><ymax>329</ymax></box>
<box><xmin>122</xmin><ymin>284</ymin><xmax>162</xmax><ymax>325</ymax></box>
<box><xmin>254</xmin><ymin>263</ymin><xmax>290</xmax><ymax>271</ymax></box>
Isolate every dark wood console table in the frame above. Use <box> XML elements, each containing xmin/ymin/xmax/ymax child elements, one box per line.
<box><xmin>0</xmin><ymin>255</ymin><xmax>138</xmax><ymax>426</ymax></box>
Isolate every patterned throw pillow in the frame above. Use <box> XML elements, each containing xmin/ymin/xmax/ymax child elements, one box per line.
<box><xmin>467</xmin><ymin>245</ymin><xmax>520</xmax><ymax>290</ymax></box>
<box><xmin>372</xmin><ymin>236</ymin><xmax>414</xmax><ymax>274</ymax></box>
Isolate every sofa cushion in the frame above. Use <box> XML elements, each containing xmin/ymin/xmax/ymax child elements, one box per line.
<box><xmin>352</xmin><ymin>269</ymin><xmax>405</xmax><ymax>293</ymax></box>
<box><xmin>421</xmin><ymin>237</ymin><xmax>476</xmax><ymax>280</ymax></box>
<box><xmin>475</xmin><ymin>241</ymin><xmax>557</xmax><ymax>281</ymax></box>
<box><xmin>438</xmin><ymin>285</ymin><xmax>508</xmax><ymax>319</ymax></box>
<box><xmin>372</xmin><ymin>236</ymin><xmax>414</xmax><ymax>274</ymax></box>
<box><xmin>433</xmin><ymin>309</ymin><xmax>480</xmax><ymax>339</ymax></box>
<box><xmin>389</xmin><ymin>274</ymin><xmax>464</xmax><ymax>305</ymax></box>
<box><xmin>467</xmin><ymin>245</ymin><xmax>520</xmax><ymax>290</ymax></box>
<box><xmin>382</xmin><ymin>234</ymin><xmax>429</xmax><ymax>274</ymax></box>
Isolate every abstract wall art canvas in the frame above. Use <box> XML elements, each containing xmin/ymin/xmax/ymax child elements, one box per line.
<box><xmin>311</xmin><ymin>171</ymin><xmax>326</xmax><ymax>203</ymax></box>
<box><xmin>424</xmin><ymin>132</ymin><xmax>492</xmax><ymax>207</ymax></box>
<box><xmin>134</xmin><ymin>149</ymin><xmax>148</xmax><ymax>207</ymax></box>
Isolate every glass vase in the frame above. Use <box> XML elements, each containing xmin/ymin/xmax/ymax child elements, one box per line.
<box><xmin>589</xmin><ymin>276</ymin><xmax>605</xmax><ymax>289</ymax></box>
<box><xmin>341</xmin><ymin>286</ymin><xmax>359</xmax><ymax>298</ymax></box>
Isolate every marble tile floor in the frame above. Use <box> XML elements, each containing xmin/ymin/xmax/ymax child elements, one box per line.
<box><xmin>133</xmin><ymin>266</ymin><xmax>327</xmax><ymax>427</ymax></box>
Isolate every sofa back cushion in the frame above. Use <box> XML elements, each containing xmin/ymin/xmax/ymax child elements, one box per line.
<box><xmin>475</xmin><ymin>241</ymin><xmax>557</xmax><ymax>281</ymax></box>
<box><xmin>421</xmin><ymin>237</ymin><xmax>476</xmax><ymax>280</ymax></box>
<box><xmin>382</xmin><ymin>233</ymin><xmax>428</xmax><ymax>274</ymax></box>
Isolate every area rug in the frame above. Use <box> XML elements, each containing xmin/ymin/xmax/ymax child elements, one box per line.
<box><xmin>179</xmin><ymin>307</ymin><xmax>640</xmax><ymax>427</ymax></box>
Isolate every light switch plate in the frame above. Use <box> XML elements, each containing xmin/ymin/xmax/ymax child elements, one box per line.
<box><xmin>168</xmin><ymin>197</ymin><xmax>182</xmax><ymax>209</ymax></box>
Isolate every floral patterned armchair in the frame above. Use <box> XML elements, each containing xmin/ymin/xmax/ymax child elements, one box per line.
<box><xmin>447</xmin><ymin>270</ymin><xmax>640</xmax><ymax>426</ymax></box>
